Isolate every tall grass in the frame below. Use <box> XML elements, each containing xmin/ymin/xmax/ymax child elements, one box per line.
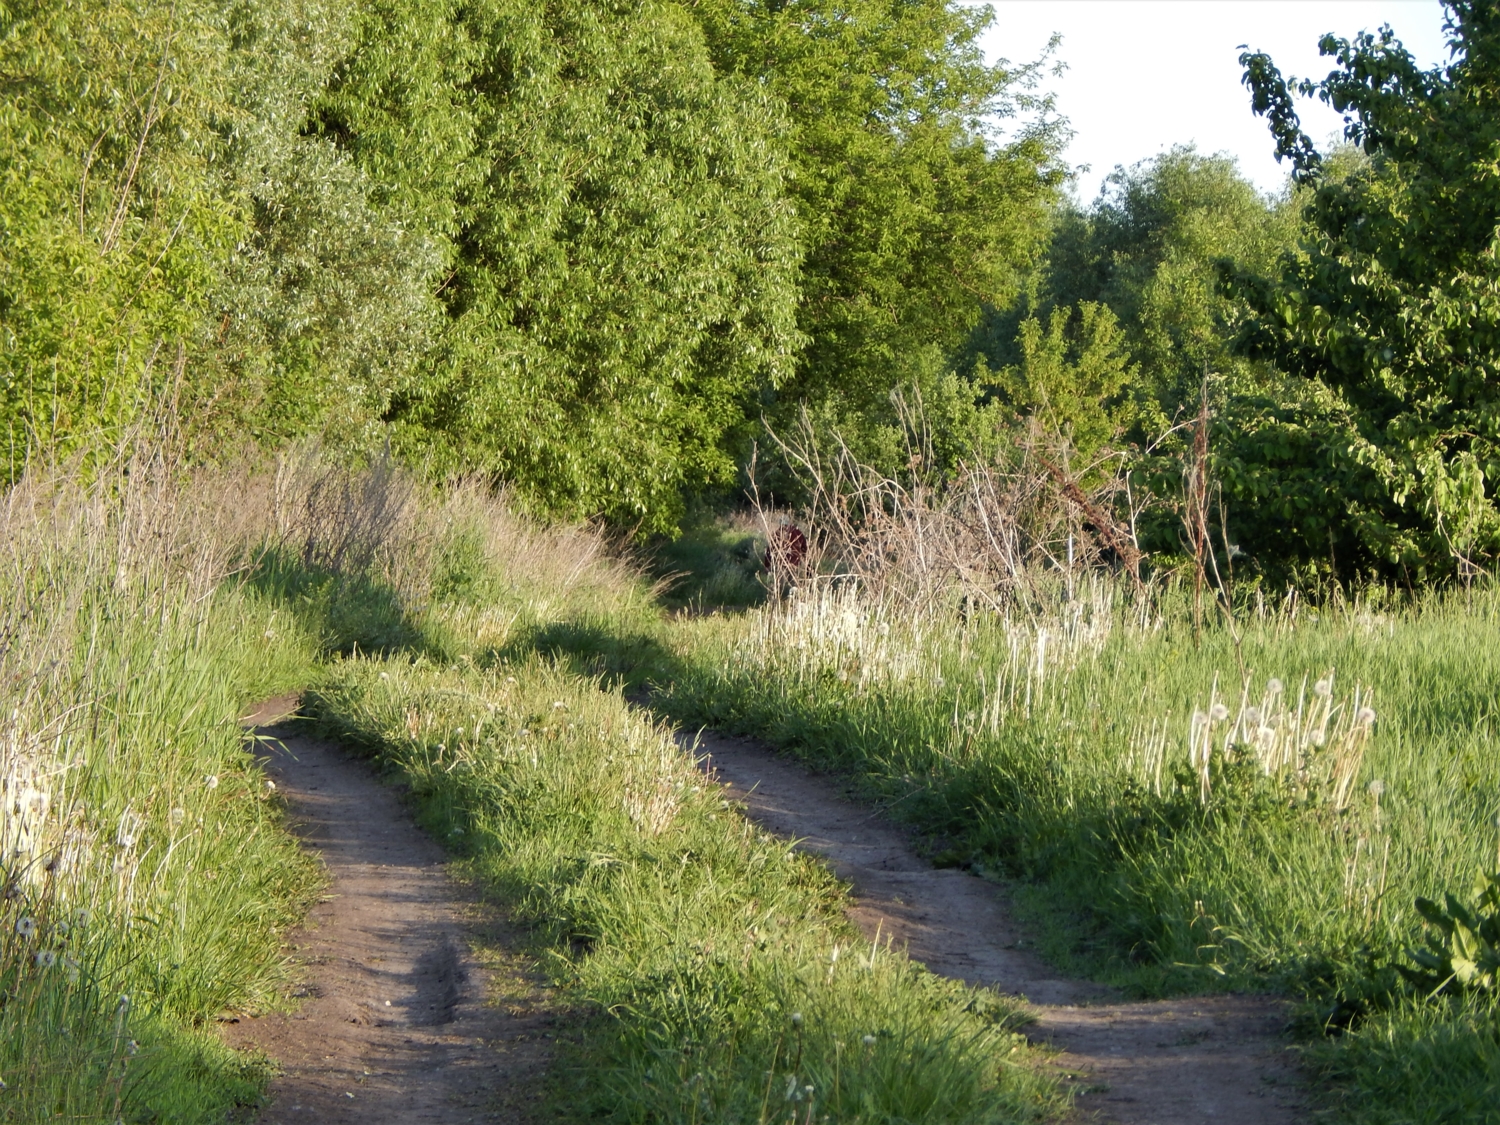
<box><xmin>0</xmin><ymin>446</ymin><xmax>324</xmax><ymax>1121</ymax></box>
<box><xmin>650</xmin><ymin>573</ymin><xmax>1500</xmax><ymax>1122</ymax></box>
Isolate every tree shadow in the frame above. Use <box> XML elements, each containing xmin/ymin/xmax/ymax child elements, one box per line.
<box><xmin>493</xmin><ymin>618</ymin><xmax>682</xmax><ymax>690</ymax></box>
<box><xmin>244</xmin><ymin>545</ymin><xmax>441</xmax><ymax>659</ymax></box>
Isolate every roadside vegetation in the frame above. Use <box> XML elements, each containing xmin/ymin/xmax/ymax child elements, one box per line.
<box><xmin>653</xmin><ymin>570</ymin><xmax>1500</xmax><ymax>1123</ymax></box>
<box><xmin>5</xmin><ymin>0</ymin><xmax>1500</xmax><ymax>1120</ymax></box>
<box><xmin>0</xmin><ymin>449</ymin><xmax>1068</xmax><ymax>1122</ymax></box>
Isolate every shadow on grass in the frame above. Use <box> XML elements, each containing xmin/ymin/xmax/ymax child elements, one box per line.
<box><xmin>495</xmin><ymin>619</ymin><xmax>682</xmax><ymax>690</ymax></box>
<box><xmin>245</xmin><ymin>545</ymin><xmax>440</xmax><ymax>659</ymax></box>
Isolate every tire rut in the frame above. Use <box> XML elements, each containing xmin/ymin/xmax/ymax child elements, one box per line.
<box><xmin>688</xmin><ymin>727</ymin><xmax>1305</xmax><ymax>1125</ymax></box>
<box><xmin>222</xmin><ymin>697</ymin><xmax>556</xmax><ymax>1124</ymax></box>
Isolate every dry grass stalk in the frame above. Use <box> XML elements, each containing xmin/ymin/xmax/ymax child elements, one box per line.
<box><xmin>754</xmin><ymin>397</ymin><xmax>1141</xmax><ymax>619</ymax></box>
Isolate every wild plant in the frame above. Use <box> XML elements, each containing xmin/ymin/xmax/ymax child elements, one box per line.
<box><xmin>753</xmin><ymin>396</ymin><xmax>1140</xmax><ymax>618</ymax></box>
<box><xmin>0</xmin><ymin>436</ymin><xmax>320</xmax><ymax>1119</ymax></box>
<box><xmin>1166</xmin><ymin>671</ymin><xmax>1376</xmax><ymax>808</ymax></box>
<box><xmin>1398</xmin><ymin>872</ymin><xmax>1500</xmax><ymax>999</ymax></box>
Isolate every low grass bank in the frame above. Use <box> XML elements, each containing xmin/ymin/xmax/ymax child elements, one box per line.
<box><xmin>643</xmin><ymin>578</ymin><xmax>1500</xmax><ymax>1122</ymax></box>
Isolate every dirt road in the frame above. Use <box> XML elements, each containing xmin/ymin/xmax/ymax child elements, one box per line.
<box><xmin>690</xmin><ymin>727</ymin><xmax>1305</xmax><ymax>1125</ymax></box>
<box><xmin>223</xmin><ymin>698</ymin><xmax>555</xmax><ymax>1124</ymax></box>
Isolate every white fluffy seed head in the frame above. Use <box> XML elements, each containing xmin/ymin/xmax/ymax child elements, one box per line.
<box><xmin>1267</xmin><ymin>678</ymin><xmax>1284</xmax><ymax>695</ymax></box>
<box><xmin>1314</xmin><ymin>679</ymin><xmax>1332</xmax><ymax>698</ymax></box>
<box><xmin>1209</xmin><ymin>703</ymin><xmax>1230</xmax><ymax>722</ymax></box>
<box><xmin>1367</xmin><ymin>779</ymin><xmax>1385</xmax><ymax>797</ymax></box>
<box><xmin>1357</xmin><ymin>706</ymin><xmax>1376</xmax><ymax>726</ymax></box>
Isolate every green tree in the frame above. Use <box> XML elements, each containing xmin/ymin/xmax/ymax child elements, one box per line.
<box><xmin>0</xmin><ymin>0</ymin><xmax>442</xmax><ymax>463</ymax></box>
<box><xmin>1022</xmin><ymin>148</ymin><xmax>1295</xmax><ymax>433</ymax></box>
<box><xmin>683</xmin><ymin>0</ymin><xmax>1065</xmax><ymax>425</ymax></box>
<box><xmin>383</xmin><ymin>0</ymin><xmax>804</xmax><ymax>533</ymax></box>
<box><xmin>1232</xmin><ymin>2</ymin><xmax>1500</xmax><ymax>578</ymax></box>
<box><xmin>990</xmin><ymin>301</ymin><xmax>1135</xmax><ymax>466</ymax></box>
<box><xmin>0</xmin><ymin>0</ymin><xmax>238</xmax><ymax>462</ymax></box>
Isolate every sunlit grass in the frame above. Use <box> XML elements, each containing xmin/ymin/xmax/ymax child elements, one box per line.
<box><xmin>308</xmin><ymin>656</ymin><xmax>1063</xmax><ymax>1124</ymax></box>
<box><xmin>649</xmin><ymin>577</ymin><xmax>1500</xmax><ymax>1122</ymax></box>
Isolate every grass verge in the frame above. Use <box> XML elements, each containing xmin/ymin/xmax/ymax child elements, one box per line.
<box><xmin>302</xmin><ymin>651</ymin><xmax>1064</xmax><ymax>1124</ymax></box>
<box><xmin>641</xmin><ymin>578</ymin><xmax>1500</xmax><ymax>1123</ymax></box>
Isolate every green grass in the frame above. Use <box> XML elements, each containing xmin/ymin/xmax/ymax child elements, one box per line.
<box><xmin>1</xmin><ymin>522</ymin><xmax>324</xmax><ymax>1121</ymax></box>
<box><xmin>305</xmin><ymin>655</ymin><xmax>1063</xmax><ymax>1125</ymax></box>
<box><xmin>638</xmin><ymin>577</ymin><xmax>1500</xmax><ymax>1123</ymax></box>
<box><xmin>646</xmin><ymin>510</ymin><xmax>768</xmax><ymax>612</ymax></box>
<box><xmin>17</xmin><ymin>456</ymin><xmax>1497</xmax><ymax>1125</ymax></box>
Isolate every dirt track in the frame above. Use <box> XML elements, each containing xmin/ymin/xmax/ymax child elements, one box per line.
<box><xmin>225</xmin><ymin>694</ymin><xmax>1303</xmax><ymax>1124</ymax></box>
<box><xmin>223</xmin><ymin>697</ymin><xmax>555</xmax><ymax>1124</ymax></box>
<box><xmin>690</xmin><ymin>727</ymin><xmax>1305</xmax><ymax>1125</ymax></box>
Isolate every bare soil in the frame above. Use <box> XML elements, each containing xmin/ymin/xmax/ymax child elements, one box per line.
<box><xmin>690</xmin><ymin>727</ymin><xmax>1306</xmax><ymax>1125</ymax></box>
<box><xmin>222</xmin><ymin>696</ymin><xmax>557</xmax><ymax>1124</ymax></box>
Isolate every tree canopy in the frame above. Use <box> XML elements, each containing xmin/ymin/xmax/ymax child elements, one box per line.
<box><xmin>684</xmin><ymin>0</ymin><xmax>1067</xmax><ymax>426</ymax></box>
<box><xmin>1233</xmin><ymin>1</ymin><xmax>1500</xmax><ymax>578</ymax></box>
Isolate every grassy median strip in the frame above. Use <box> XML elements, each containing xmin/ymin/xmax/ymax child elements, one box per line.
<box><xmin>306</xmin><ymin>655</ymin><xmax>1063</xmax><ymax>1124</ymax></box>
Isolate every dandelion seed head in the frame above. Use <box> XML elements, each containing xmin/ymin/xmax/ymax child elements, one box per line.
<box><xmin>34</xmin><ymin>949</ymin><xmax>55</xmax><ymax>968</ymax></box>
<box><xmin>379</xmin><ymin>672</ymin><xmax>389</xmax><ymax>680</ymax></box>
<box><xmin>168</xmin><ymin>807</ymin><xmax>186</xmax><ymax>827</ymax></box>
<box><xmin>15</xmin><ymin>917</ymin><xmax>37</xmax><ymax>939</ymax></box>
<box><xmin>264</xmin><ymin>780</ymin><xmax>275</xmax><ymax>792</ymax></box>
<box><xmin>1244</xmin><ymin>706</ymin><xmax>1262</xmax><ymax>726</ymax></box>
<box><xmin>1357</xmin><ymin>706</ymin><xmax>1376</xmax><ymax>726</ymax></box>
<box><xmin>1314</xmin><ymin>679</ymin><xmax>1332</xmax><ymax>698</ymax></box>
<box><xmin>552</xmin><ymin>701</ymin><xmax>566</xmax><ymax>711</ymax></box>
<box><xmin>862</xmin><ymin>1035</ymin><xmax>877</xmax><ymax>1047</ymax></box>
<box><xmin>1368</xmin><ymin>779</ymin><xmax>1385</xmax><ymax>797</ymax></box>
<box><xmin>205</xmin><ymin>775</ymin><xmax>219</xmax><ymax>790</ymax></box>
<box><xmin>1267</xmin><ymin>678</ymin><xmax>1284</xmax><ymax>695</ymax></box>
<box><xmin>1209</xmin><ymin>703</ymin><xmax>1230</xmax><ymax>722</ymax></box>
<box><xmin>790</xmin><ymin>1011</ymin><xmax>803</xmax><ymax>1028</ymax></box>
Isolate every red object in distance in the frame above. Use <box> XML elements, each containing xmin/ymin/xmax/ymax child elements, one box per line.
<box><xmin>764</xmin><ymin>524</ymin><xmax>808</xmax><ymax>570</ymax></box>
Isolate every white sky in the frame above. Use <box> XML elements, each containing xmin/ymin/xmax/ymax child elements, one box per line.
<box><xmin>977</xmin><ymin>1</ymin><xmax>1452</xmax><ymax>200</ymax></box>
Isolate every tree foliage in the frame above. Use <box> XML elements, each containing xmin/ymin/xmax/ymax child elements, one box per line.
<box><xmin>389</xmin><ymin>0</ymin><xmax>805</xmax><ymax>533</ymax></box>
<box><xmin>1232</xmin><ymin>2</ymin><xmax>1500</xmax><ymax>578</ymax></box>
<box><xmin>684</xmin><ymin>0</ymin><xmax>1066</xmax><ymax>424</ymax></box>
